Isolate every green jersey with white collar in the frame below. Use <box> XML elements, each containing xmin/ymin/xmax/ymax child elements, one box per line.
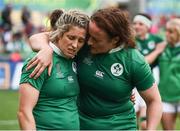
<box><xmin>158</xmin><ymin>43</ymin><xmax>180</xmax><ymax>102</ymax></box>
<box><xmin>20</xmin><ymin>43</ymin><xmax>80</xmax><ymax>130</ymax></box>
<box><xmin>136</xmin><ymin>33</ymin><xmax>163</xmax><ymax>68</ymax></box>
<box><xmin>77</xmin><ymin>45</ymin><xmax>155</xmax><ymax>130</ymax></box>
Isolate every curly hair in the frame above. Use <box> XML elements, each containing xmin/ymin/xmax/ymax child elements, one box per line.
<box><xmin>91</xmin><ymin>7</ymin><xmax>135</xmax><ymax>48</ymax></box>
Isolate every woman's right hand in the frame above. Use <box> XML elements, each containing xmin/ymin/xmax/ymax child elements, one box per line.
<box><xmin>26</xmin><ymin>46</ymin><xmax>53</xmax><ymax>79</ymax></box>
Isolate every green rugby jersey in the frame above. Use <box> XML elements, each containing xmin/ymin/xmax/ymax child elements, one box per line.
<box><xmin>136</xmin><ymin>33</ymin><xmax>163</xmax><ymax>68</ymax></box>
<box><xmin>20</xmin><ymin>44</ymin><xmax>80</xmax><ymax>130</ymax></box>
<box><xmin>77</xmin><ymin>45</ymin><xmax>155</xmax><ymax>130</ymax></box>
<box><xmin>158</xmin><ymin>43</ymin><xmax>180</xmax><ymax>102</ymax></box>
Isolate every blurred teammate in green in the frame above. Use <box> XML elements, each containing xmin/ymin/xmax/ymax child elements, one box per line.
<box><xmin>132</xmin><ymin>13</ymin><xmax>166</xmax><ymax>130</ymax></box>
<box><xmin>158</xmin><ymin>18</ymin><xmax>180</xmax><ymax>130</ymax></box>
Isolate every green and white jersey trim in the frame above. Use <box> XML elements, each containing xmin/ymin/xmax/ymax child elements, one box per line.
<box><xmin>145</xmin><ymin>33</ymin><xmax>149</xmax><ymax>39</ymax></box>
<box><xmin>109</xmin><ymin>44</ymin><xmax>124</xmax><ymax>54</ymax></box>
<box><xmin>49</xmin><ymin>42</ymin><xmax>66</xmax><ymax>57</ymax></box>
<box><xmin>175</xmin><ymin>42</ymin><xmax>180</xmax><ymax>47</ymax></box>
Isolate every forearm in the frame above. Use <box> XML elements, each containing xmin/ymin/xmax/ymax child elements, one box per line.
<box><xmin>140</xmin><ymin>83</ymin><xmax>162</xmax><ymax>130</ymax></box>
<box><xmin>29</xmin><ymin>32</ymin><xmax>50</xmax><ymax>51</ymax></box>
<box><xmin>146</xmin><ymin>100</ymin><xmax>162</xmax><ymax>130</ymax></box>
<box><xmin>18</xmin><ymin>111</ymin><xmax>36</xmax><ymax>130</ymax></box>
<box><xmin>145</xmin><ymin>50</ymin><xmax>159</xmax><ymax>64</ymax></box>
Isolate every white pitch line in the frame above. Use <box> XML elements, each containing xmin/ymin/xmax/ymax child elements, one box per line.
<box><xmin>0</xmin><ymin>120</ymin><xmax>18</xmax><ymax>125</ymax></box>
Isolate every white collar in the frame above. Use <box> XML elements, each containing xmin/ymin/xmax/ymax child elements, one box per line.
<box><xmin>138</xmin><ymin>33</ymin><xmax>149</xmax><ymax>40</ymax></box>
<box><xmin>49</xmin><ymin>42</ymin><xmax>66</xmax><ymax>57</ymax></box>
<box><xmin>145</xmin><ymin>34</ymin><xmax>149</xmax><ymax>39</ymax></box>
<box><xmin>109</xmin><ymin>44</ymin><xmax>124</xmax><ymax>54</ymax></box>
<box><xmin>175</xmin><ymin>42</ymin><xmax>180</xmax><ymax>47</ymax></box>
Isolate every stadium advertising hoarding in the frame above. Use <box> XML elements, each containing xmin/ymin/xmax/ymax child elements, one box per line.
<box><xmin>0</xmin><ymin>63</ymin><xmax>10</xmax><ymax>89</ymax></box>
<box><xmin>0</xmin><ymin>61</ymin><xmax>23</xmax><ymax>90</ymax></box>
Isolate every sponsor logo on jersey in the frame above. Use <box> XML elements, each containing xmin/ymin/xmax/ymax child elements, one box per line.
<box><xmin>72</xmin><ymin>62</ymin><xmax>77</xmax><ymax>73</ymax></box>
<box><xmin>56</xmin><ymin>63</ymin><xmax>64</xmax><ymax>78</ymax></box>
<box><xmin>68</xmin><ymin>76</ymin><xmax>74</xmax><ymax>83</ymax></box>
<box><xmin>142</xmin><ymin>49</ymin><xmax>149</xmax><ymax>55</ymax></box>
<box><xmin>83</xmin><ymin>56</ymin><xmax>93</xmax><ymax>65</ymax></box>
<box><xmin>148</xmin><ymin>41</ymin><xmax>155</xmax><ymax>49</ymax></box>
<box><xmin>95</xmin><ymin>70</ymin><xmax>104</xmax><ymax>79</ymax></box>
<box><xmin>111</xmin><ymin>63</ymin><xmax>123</xmax><ymax>76</ymax></box>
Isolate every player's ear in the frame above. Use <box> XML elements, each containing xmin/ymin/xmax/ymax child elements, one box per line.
<box><xmin>112</xmin><ymin>36</ymin><xmax>119</xmax><ymax>45</ymax></box>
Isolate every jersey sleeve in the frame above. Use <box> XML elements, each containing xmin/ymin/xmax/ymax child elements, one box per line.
<box><xmin>19</xmin><ymin>53</ymin><xmax>48</xmax><ymax>91</ymax></box>
<box><xmin>154</xmin><ymin>35</ymin><xmax>163</xmax><ymax>44</ymax></box>
<box><xmin>131</xmin><ymin>50</ymin><xmax>155</xmax><ymax>91</ymax></box>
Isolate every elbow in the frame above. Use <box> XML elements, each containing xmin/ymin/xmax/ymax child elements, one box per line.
<box><xmin>17</xmin><ymin>110</ymin><xmax>24</xmax><ymax>128</ymax></box>
<box><xmin>17</xmin><ymin>110</ymin><xmax>25</xmax><ymax>120</ymax></box>
<box><xmin>147</xmin><ymin>96</ymin><xmax>162</xmax><ymax>107</ymax></box>
<box><xmin>147</xmin><ymin>96</ymin><xmax>163</xmax><ymax>113</ymax></box>
<box><xmin>29</xmin><ymin>35</ymin><xmax>38</xmax><ymax>52</ymax></box>
<box><xmin>17</xmin><ymin>108</ymin><xmax>30</xmax><ymax>121</ymax></box>
<box><xmin>17</xmin><ymin>109</ymin><xmax>35</xmax><ymax>130</ymax></box>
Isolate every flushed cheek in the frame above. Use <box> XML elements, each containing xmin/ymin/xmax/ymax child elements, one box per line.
<box><xmin>166</xmin><ymin>36</ymin><xmax>172</xmax><ymax>41</ymax></box>
<box><xmin>170</xmin><ymin>35</ymin><xmax>176</xmax><ymax>41</ymax></box>
<box><xmin>168</xmin><ymin>36</ymin><xmax>177</xmax><ymax>44</ymax></box>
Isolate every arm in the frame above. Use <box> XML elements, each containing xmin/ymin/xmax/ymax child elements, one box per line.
<box><xmin>29</xmin><ymin>32</ymin><xmax>50</xmax><ymax>51</ymax></box>
<box><xmin>145</xmin><ymin>41</ymin><xmax>166</xmax><ymax>64</ymax></box>
<box><xmin>27</xmin><ymin>32</ymin><xmax>53</xmax><ymax>78</ymax></box>
<box><xmin>139</xmin><ymin>83</ymin><xmax>162</xmax><ymax>130</ymax></box>
<box><xmin>17</xmin><ymin>83</ymin><xmax>39</xmax><ymax>130</ymax></box>
<box><xmin>27</xmin><ymin>30</ymin><xmax>79</xmax><ymax>78</ymax></box>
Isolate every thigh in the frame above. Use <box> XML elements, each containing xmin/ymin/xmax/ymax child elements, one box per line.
<box><xmin>162</xmin><ymin>112</ymin><xmax>177</xmax><ymax>130</ymax></box>
<box><xmin>162</xmin><ymin>102</ymin><xmax>177</xmax><ymax>130</ymax></box>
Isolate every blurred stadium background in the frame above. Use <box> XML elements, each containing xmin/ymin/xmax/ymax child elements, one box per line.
<box><xmin>0</xmin><ymin>0</ymin><xmax>180</xmax><ymax>130</ymax></box>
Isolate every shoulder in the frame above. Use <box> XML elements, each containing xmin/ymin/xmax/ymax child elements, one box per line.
<box><xmin>149</xmin><ymin>33</ymin><xmax>163</xmax><ymax>42</ymax></box>
<box><xmin>23</xmin><ymin>52</ymin><xmax>37</xmax><ymax>67</ymax></box>
<box><xmin>22</xmin><ymin>52</ymin><xmax>48</xmax><ymax>76</ymax></box>
<box><xmin>122</xmin><ymin>48</ymin><xmax>145</xmax><ymax>64</ymax></box>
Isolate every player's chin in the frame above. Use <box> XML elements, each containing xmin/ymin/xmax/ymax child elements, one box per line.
<box><xmin>65</xmin><ymin>53</ymin><xmax>76</xmax><ymax>59</ymax></box>
<box><xmin>90</xmin><ymin>48</ymin><xmax>99</xmax><ymax>54</ymax></box>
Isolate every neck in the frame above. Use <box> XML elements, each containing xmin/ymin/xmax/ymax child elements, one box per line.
<box><xmin>49</xmin><ymin>42</ymin><xmax>66</xmax><ymax>58</ymax></box>
<box><xmin>139</xmin><ymin>33</ymin><xmax>147</xmax><ymax>40</ymax></box>
<box><xmin>109</xmin><ymin>44</ymin><xmax>124</xmax><ymax>54</ymax></box>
